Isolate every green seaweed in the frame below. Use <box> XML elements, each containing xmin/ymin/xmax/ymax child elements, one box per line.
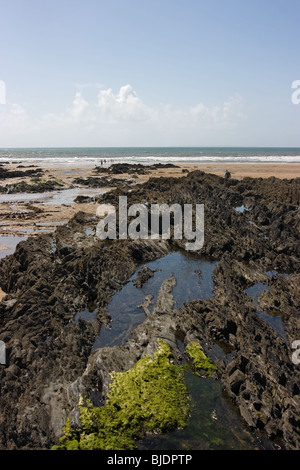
<box><xmin>52</xmin><ymin>340</ymin><xmax>189</xmax><ymax>450</ymax></box>
<box><xmin>185</xmin><ymin>341</ymin><xmax>217</xmax><ymax>377</ymax></box>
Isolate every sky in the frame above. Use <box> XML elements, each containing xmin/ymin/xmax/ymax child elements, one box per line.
<box><xmin>0</xmin><ymin>0</ymin><xmax>300</xmax><ymax>148</ymax></box>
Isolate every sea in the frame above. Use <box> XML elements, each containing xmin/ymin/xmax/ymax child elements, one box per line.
<box><xmin>0</xmin><ymin>147</ymin><xmax>300</xmax><ymax>167</ymax></box>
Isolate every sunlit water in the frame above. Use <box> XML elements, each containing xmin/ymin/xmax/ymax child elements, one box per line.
<box><xmin>75</xmin><ymin>251</ymin><xmax>273</xmax><ymax>449</ymax></box>
<box><xmin>92</xmin><ymin>251</ymin><xmax>217</xmax><ymax>349</ymax></box>
<box><xmin>245</xmin><ymin>279</ymin><xmax>288</xmax><ymax>344</ymax></box>
<box><xmin>138</xmin><ymin>369</ymin><xmax>265</xmax><ymax>450</ymax></box>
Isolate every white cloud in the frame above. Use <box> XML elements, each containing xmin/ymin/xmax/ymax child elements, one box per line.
<box><xmin>0</xmin><ymin>85</ymin><xmax>246</xmax><ymax>146</ymax></box>
<box><xmin>70</xmin><ymin>92</ymin><xmax>89</xmax><ymax>119</ymax></box>
<box><xmin>159</xmin><ymin>93</ymin><xmax>245</xmax><ymax>130</ymax></box>
<box><xmin>97</xmin><ymin>84</ymin><xmax>153</xmax><ymax>122</ymax></box>
<box><xmin>10</xmin><ymin>103</ymin><xmax>28</xmax><ymax>117</ymax></box>
<box><xmin>221</xmin><ymin>94</ymin><xmax>245</xmax><ymax>122</ymax></box>
<box><xmin>0</xmin><ymin>102</ymin><xmax>31</xmax><ymax>141</ymax></box>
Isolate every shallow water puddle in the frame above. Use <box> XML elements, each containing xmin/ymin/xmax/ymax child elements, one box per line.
<box><xmin>234</xmin><ymin>204</ymin><xmax>248</xmax><ymax>213</ymax></box>
<box><xmin>74</xmin><ymin>252</ymin><xmax>273</xmax><ymax>450</ymax></box>
<box><xmin>138</xmin><ymin>369</ymin><xmax>264</xmax><ymax>450</ymax></box>
<box><xmin>245</xmin><ymin>281</ymin><xmax>287</xmax><ymax>343</ymax></box>
<box><xmin>92</xmin><ymin>251</ymin><xmax>218</xmax><ymax>349</ymax></box>
<box><xmin>256</xmin><ymin>311</ymin><xmax>288</xmax><ymax>344</ymax></box>
<box><xmin>0</xmin><ymin>235</ymin><xmax>27</xmax><ymax>259</ymax></box>
<box><xmin>0</xmin><ymin>187</ymin><xmax>106</xmax><ymax>205</ymax></box>
<box><xmin>74</xmin><ymin>307</ymin><xmax>98</xmax><ymax>324</ymax></box>
<box><xmin>245</xmin><ymin>282</ymin><xmax>268</xmax><ymax>307</ymax></box>
<box><xmin>42</xmin><ymin>188</ymin><xmax>106</xmax><ymax>205</ymax></box>
<box><xmin>90</xmin><ymin>253</ymin><xmax>265</xmax><ymax>449</ymax></box>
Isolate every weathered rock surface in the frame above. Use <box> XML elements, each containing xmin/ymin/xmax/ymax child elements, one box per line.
<box><xmin>0</xmin><ymin>170</ymin><xmax>299</xmax><ymax>449</ymax></box>
<box><xmin>0</xmin><ymin>166</ymin><xmax>43</xmax><ymax>181</ymax></box>
<box><xmin>133</xmin><ymin>265</ymin><xmax>156</xmax><ymax>288</ymax></box>
<box><xmin>93</xmin><ymin>162</ymin><xmax>179</xmax><ymax>175</ymax></box>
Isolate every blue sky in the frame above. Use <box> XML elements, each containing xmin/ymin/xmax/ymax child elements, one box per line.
<box><xmin>0</xmin><ymin>0</ymin><xmax>300</xmax><ymax>147</ymax></box>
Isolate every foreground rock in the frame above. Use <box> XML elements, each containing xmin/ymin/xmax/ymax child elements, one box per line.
<box><xmin>0</xmin><ymin>170</ymin><xmax>299</xmax><ymax>449</ymax></box>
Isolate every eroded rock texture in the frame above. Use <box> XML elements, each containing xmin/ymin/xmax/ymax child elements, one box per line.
<box><xmin>0</xmin><ymin>171</ymin><xmax>299</xmax><ymax>449</ymax></box>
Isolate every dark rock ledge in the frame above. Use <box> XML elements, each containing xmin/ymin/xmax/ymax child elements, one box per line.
<box><xmin>0</xmin><ymin>170</ymin><xmax>299</xmax><ymax>450</ymax></box>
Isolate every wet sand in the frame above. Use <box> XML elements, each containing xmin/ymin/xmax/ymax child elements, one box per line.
<box><xmin>177</xmin><ymin>162</ymin><xmax>300</xmax><ymax>180</ymax></box>
<box><xmin>1</xmin><ymin>162</ymin><xmax>300</xmax><ymax>184</ymax></box>
<box><xmin>0</xmin><ymin>287</ymin><xmax>5</xmax><ymax>301</ymax></box>
<box><xmin>107</xmin><ymin>162</ymin><xmax>300</xmax><ymax>181</ymax></box>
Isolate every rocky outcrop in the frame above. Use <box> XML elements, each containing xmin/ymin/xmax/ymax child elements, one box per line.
<box><xmin>0</xmin><ymin>179</ymin><xmax>63</xmax><ymax>194</ymax></box>
<box><xmin>93</xmin><ymin>162</ymin><xmax>179</xmax><ymax>175</ymax></box>
<box><xmin>133</xmin><ymin>265</ymin><xmax>156</xmax><ymax>288</ymax></box>
<box><xmin>0</xmin><ymin>166</ymin><xmax>43</xmax><ymax>180</ymax></box>
<box><xmin>176</xmin><ymin>254</ymin><xmax>300</xmax><ymax>449</ymax></box>
<box><xmin>0</xmin><ymin>170</ymin><xmax>299</xmax><ymax>449</ymax></box>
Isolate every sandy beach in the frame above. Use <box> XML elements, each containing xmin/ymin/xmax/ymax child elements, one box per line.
<box><xmin>0</xmin><ymin>287</ymin><xmax>5</xmax><ymax>301</ymax></box>
<box><xmin>177</xmin><ymin>162</ymin><xmax>300</xmax><ymax>180</ymax></box>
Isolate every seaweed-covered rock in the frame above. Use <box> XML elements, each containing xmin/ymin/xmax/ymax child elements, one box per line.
<box><xmin>52</xmin><ymin>340</ymin><xmax>189</xmax><ymax>450</ymax></box>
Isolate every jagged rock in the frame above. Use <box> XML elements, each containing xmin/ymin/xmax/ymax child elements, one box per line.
<box><xmin>133</xmin><ymin>265</ymin><xmax>155</xmax><ymax>288</ymax></box>
<box><xmin>0</xmin><ymin>170</ymin><xmax>299</xmax><ymax>450</ymax></box>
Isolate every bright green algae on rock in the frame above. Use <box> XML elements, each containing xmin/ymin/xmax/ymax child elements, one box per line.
<box><xmin>185</xmin><ymin>341</ymin><xmax>218</xmax><ymax>377</ymax></box>
<box><xmin>52</xmin><ymin>340</ymin><xmax>190</xmax><ymax>450</ymax></box>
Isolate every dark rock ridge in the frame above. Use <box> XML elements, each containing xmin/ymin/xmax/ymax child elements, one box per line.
<box><xmin>0</xmin><ymin>166</ymin><xmax>43</xmax><ymax>180</ymax></box>
<box><xmin>0</xmin><ymin>170</ymin><xmax>299</xmax><ymax>449</ymax></box>
<box><xmin>73</xmin><ymin>175</ymin><xmax>132</xmax><ymax>191</ymax></box>
<box><xmin>93</xmin><ymin>162</ymin><xmax>179</xmax><ymax>175</ymax></box>
<box><xmin>133</xmin><ymin>265</ymin><xmax>156</xmax><ymax>288</ymax></box>
<box><xmin>0</xmin><ymin>179</ymin><xmax>63</xmax><ymax>194</ymax></box>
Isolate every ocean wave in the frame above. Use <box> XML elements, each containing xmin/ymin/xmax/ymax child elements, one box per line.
<box><xmin>128</xmin><ymin>155</ymin><xmax>300</xmax><ymax>163</ymax></box>
<box><xmin>1</xmin><ymin>150</ymin><xmax>300</xmax><ymax>166</ymax></box>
